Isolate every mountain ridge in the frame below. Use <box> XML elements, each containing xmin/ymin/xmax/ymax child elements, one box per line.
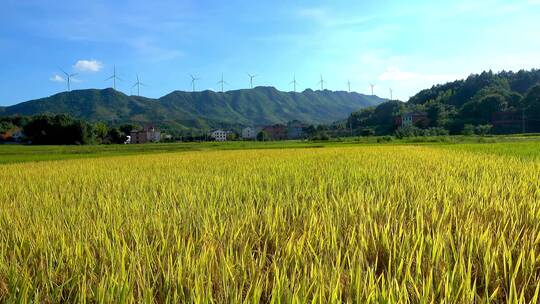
<box><xmin>0</xmin><ymin>87</ymin><xmax>385</xmax><ymax>130</ymax></box>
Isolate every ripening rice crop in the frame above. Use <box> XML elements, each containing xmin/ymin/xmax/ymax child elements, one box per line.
<box><xmin>1</xmin><ymin>145</ymin><xmax>540</xmax><ymax>303</ymax></box>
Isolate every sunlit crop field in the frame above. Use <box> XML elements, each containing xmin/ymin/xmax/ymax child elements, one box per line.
<box><xmin>1</xmin><ymin>144</ymin><xmax>540</xmax><ymax>303</ymax></box>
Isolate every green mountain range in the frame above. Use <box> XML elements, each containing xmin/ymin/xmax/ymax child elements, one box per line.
<box><xmin>0</xmin><ymin>87</ymin><xmax>384</xmax><ymax>130</ymax></box>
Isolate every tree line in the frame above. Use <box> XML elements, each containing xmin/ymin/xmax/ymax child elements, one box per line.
<box><xmin>0</xmin><ymin>114</ymin><xmax>138</xmax><ymax>145</ymax></box>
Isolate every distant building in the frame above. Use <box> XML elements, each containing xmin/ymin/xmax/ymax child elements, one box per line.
<box><xmin>210</xmin><ymin>129</ymin><xmax>232</xmax><ymax>142</ymax></box>
<box><xmin>262</xmin><ymin>124</ymin><xmax>287</xmax><ymax>140</ymax></box>
<box><xmin>492</xmin><ymin>110</ymin><xmax>524</xmax><ymax>133</ymax></box>
<box><xmin>492</xmin><ymin>110</ymin><xmax>523</xmax><ymax>127</ymax></box>
<box><xmin>130</xmin><ymin>126</ymin><xmax>161</xmax><ymax>144</ymax></box>
<box><xmin>397</xmin><ymin>112</ymin><xmax>429</xmax><ymax>128</ymax></box>
<box><xmin>241</xmin><ymin>127</ymin><xmax>256</xmax><ymax>140</ymax></box>
<box><xmin>0</xmin><ymin>128</ymin><xmax>23</xmax><ymax>142</ymax></box>
<box><xmin>287</xmin><ymin>121</ymin><xmax>306</xmax><ymax>139</ymax></box>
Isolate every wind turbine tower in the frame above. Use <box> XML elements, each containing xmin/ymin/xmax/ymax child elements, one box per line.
<box><xmin>347</xmin><ymin>80</ymin><xmax>351</xmax><ymax>93</ymax></box>
<box><xmin>389</xmin><ymin>88</ymin><xmax>393</xmax><ymax>100</ymax></box>
<box><xmin>370</xmin><ymin>84</ymin><xmax>376</xmax><ymax>96</ymax></box>
<box><xmin>132</xmin><ymin>74</ymin><xmax>145</xmax><ymax>96</ymax></box>
<box><xmin>289</xmin><ymin>74</ymin><xmax>299</xmax><ymax>92</ymax></box>
<box><xmin>217</xmin><ymin>73</ymin><xmax>229</xmax><ymax>93</ymax></box>
<box><xmin>61</xmin><ymin>69</ymin><xmax>78</xmax><ymax>92</ymax></box>
<box><xmin>105</xmin><ymin>66</ymin><xmax>122</xmax><ymax>90</ymax></box>
<box><xmin>248</xmin><ymin>73</ymin><xmax>257</xmax><ymax>89</ymax></box>
<box><xmin>317</xmin><ymin>74</ymin><xmax>326</xmax><ymax>90</ymax></box>
<box><xmin>190</xmin><ymin>74</ymin><xmax>200</xmax><ymax>92</ymax></box>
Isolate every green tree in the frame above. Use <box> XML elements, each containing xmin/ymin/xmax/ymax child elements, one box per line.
<box><xmin>23</xmin><ymin>114</ymin><xmax>94</xmax><ymax>145</ymax></box>
<box><xmin>256</xmin><ymin>131</ymin><xmax>269</xmax><ymax>141</ymax></box>
<box><xmin>475</xmin><ymin>124</ymin><xmax>493</xmax><ymax>136</ymax></box>
<box><xmin>93</xmin><ymin>122</ymin><xmax>109</xmax><ymax>142</ymax></box>
<box><xmin>107</xmin><ymin>128</ymin><xmax>127</xmax><ymax>144</ymax></box>
<box><xmin>522</xmin><ymin>84</ymin><xmax>540</xmax><ymax>131</ymax></box>
<box><xmin>119</xmin><ymin>124</ymin><xmax>138</xmax><ymax>135</ymax></box>
<box><xmin>462</xmin><ymin>124</ymin><xmax>475</xmax><ymax>135</ymax></box>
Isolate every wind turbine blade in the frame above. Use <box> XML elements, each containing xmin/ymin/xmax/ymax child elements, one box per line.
<box><xmin>105</xmin><ymin>76</ymin><xmax>114</xmax><ymax>81</ymax></box>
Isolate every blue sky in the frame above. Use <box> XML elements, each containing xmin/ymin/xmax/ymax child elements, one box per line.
<box><xmin>1</xmin><ymin>0</ymin><xmax>540</xmax><ymax>106</ymax></box>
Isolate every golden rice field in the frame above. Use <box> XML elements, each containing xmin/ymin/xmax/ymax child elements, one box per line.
<box><xmin>1</xmin><ymin>144</ymin><xmax>540</xmax><ymax>303</ymax></box>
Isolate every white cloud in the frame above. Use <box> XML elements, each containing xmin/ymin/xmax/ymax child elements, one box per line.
<box><xmin>50</xmin><ymin>74</ymin><xmax>65</xmax><ymax>82</ymax></box>
<box><xmin>73</xmin><ymin>59</ymin><xmax>103</xmax><ymax>72</ymax></box>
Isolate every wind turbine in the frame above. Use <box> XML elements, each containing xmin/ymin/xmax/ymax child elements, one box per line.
<box><xmin>317</xmin><ymin>74</ymin><xmax>326</xmax><ymax>90</ymax></box>
<box><xmin>105</xmin><ymin>66</ymin><xmax>122</xmax><ymax>90</ymax></box>
<box><xmin>217</xmin><ymin>73</ymin><xmax>229</xmax><ymax>93</ymax></box>
<box><xmin>190</xmin><ymin>74</ymin><xmax>200</xmax><ymax>92</ymax></box>
<box><xmin>389</xmin><ymin>88</ymin><xmax>393</xmax><ymax>100</ymax></box>
<box><xmin>289</xmin><ymin>74</ymin><xmax>299</xmax><ymax>92</ymax></box>
<box><xmin>370</xmin><ymin>83</ymin><xmax>376</xmax><ymax>95</ymax></box>
<box><xmin>247</xmin><ymin>73</ymin><xmax>257</xmax><ymax>89</ymax></box>
<box><xmin>132</xmin><ymin>74</ymin><xmax>146</xmax><ymax>96</ymax></box>
<box><xmin>60</xmin><ymin>68</ymin><xmax>78</xmax><ymax>92</ymax></box>
<box><xmin>347</xmin><ymin>80</ymin><xmax>351</xmax><ymax>93</ymax></box>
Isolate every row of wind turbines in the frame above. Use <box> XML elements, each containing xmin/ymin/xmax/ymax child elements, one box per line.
<box><xmin>59</xmin><ymin>67</ymin><xmax>394</xmax><ymax>99</ymax></box>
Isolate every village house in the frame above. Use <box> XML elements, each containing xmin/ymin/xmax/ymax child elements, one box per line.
<box><xmin>0</xmin><ymin>128</ymin><xmax>24</xmax><ymax>142</ymax></box>
<box><xmin>241</xmin><ymin>127</ymin><xmax>256</xmax><ymax>140</ymax></box>
<box><xmin>492</xmin><ymin>110</ymin><xmax>523</xmax><ymax>127</ymax></box>
<box><xmin>262</xmin><ymin>124</ymin><xmax>287</xmax><ymax>140</ymax></box>
<box><xmin>130</xmin><ymin>126</ymin><xmax>161</xmax><ymax>144</ymax></box>
<box><xmin>210</xmin><ymin>129</ymin><xmax>232</xmax><ymax>142</ymax></box>
<box><xmin>396</xmin><ymin>112</ymin><xmax>429</xmax><ymax>128</ymax></box>
<box><xmin>287</xmin><ymin>121</ymin><xmax>306</xmax><ymax>139</ymax></box>
<box><xmin>492</xmin><ymin>110</ymin><xmax>524</xmax><ymax>133</ymax></box>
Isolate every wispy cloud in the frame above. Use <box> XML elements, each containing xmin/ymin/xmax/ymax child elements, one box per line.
<box><xmin>49</xmin><ymin>74</ymin><xmax>65</xmax><ymax>82</ymax></box>
<box><xmin>130</xmin><ymin>38</ymin><xmax>184</xmax><ymax>62</ymax></box>
<box><xmin>298</xmin><ymin>7</ymin><xmax>374</xmax><ymax>28</ymax></box>
<box><xmin>298</xmin><ymin>8</ymin><xmax>328</xmax><ymax>21</ymax></box>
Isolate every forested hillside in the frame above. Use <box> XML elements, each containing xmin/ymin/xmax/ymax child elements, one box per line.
<box><xmin>0</xmin><ymin>87</ymin><xmax>384</xmax><ymax>132</ymax></box>
<box><xmin>348</xmin><ymin>69</ymin><xmax>540</xmax><ymax>134</ymax></box>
